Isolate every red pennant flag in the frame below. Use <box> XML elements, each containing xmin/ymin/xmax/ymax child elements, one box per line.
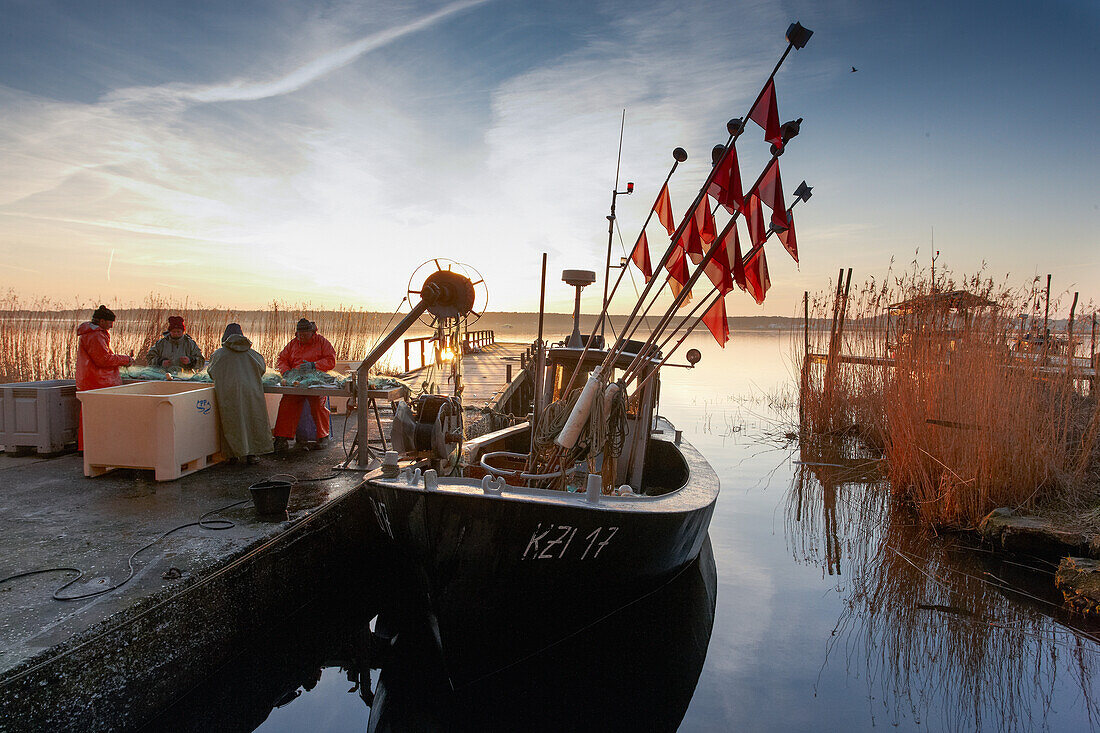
<box><xmin>697</xmin><ymin>199</ymin><xmax>717</xmax><ymax>245</ymax></box>
<box><xmin>683</xmin><ymin>216</ymin><xmax>704</xmax><ymax>264</ymax></box>
<box><xmin>743</xmin><ymin>247</ymin><xmax>771</xmax><ymax>305</ymax></box>
<box><xmin>748</xmin><ymin>78</ymin><xmax>782</xmax><ymax>151</ymax></box>
<box><xmin>731</xmin><ymin>222</ymin><xmax>747</xmax><ymax>292</ymax></box>
<box><xmin>756</xmin><ymin>158</ymin><xmax>792</xmax><ymax>230</ymax></box>
<box><xmin>755</xmin><ymin>158</ymin><xmax>790</xmax><ymax>233</ymax></box>
<box><xmin>685</xmin><ymin>200</ymin><xmax>716</xmax><ymax>264</ymax></box>
<box><xmin>707</xmin><ymin>146</ymin><xmax>744</xmax><ymax>214</ymax></box>
<box><xmin>744</xmin><ymin>193</ymin><xmax>767</xmax><ymax>247</ymax></box>
<box><xmin>703</xmin><ymin>225</ymin><xmax>738</xmax><ymax>294</ymax></box>
<box><xmin>701</xmin><ymin>295</ymin><xmax>729</xmax><ymax>348</ymax></box>
<box><xmin>778</xmin><ymin>211</ymin><xmax>798</xmax><ymax>263</ymax></box>
<box><xmin>654</xmin><ymin>183</ymin><xmax>675</xmax><ymax>237</ymax></box>
<box><xmin>630</xmin><ymin>230</ymin><xmax>653</xmax><ymax>281</ymax></box>
<box><xmin>665</xmin><ymin>244</ymin><xmax>692</xmax><ymax>306</ymax></box>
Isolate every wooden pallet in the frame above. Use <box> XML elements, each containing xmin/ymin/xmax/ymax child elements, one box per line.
<box><xmin>85</xmin><ymin>451</ymin><xmax>224</xmax><ymax>482</ymax></box>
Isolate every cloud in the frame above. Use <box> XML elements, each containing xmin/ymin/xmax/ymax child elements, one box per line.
<box><xmin>0</xmin><ymin>0</ymin><xmax>826</xmax><ymax>310</ymax></box>
<box><xmin>104</xmin><ymin>0</ymin><xmax>490</xmax><ymax>107</ymax></box>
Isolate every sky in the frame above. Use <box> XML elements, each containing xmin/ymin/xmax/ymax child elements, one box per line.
<box><xmin>1</xmin><ymin>0</ymin><xmax>1097</xmax><ymax>316</ymax></box>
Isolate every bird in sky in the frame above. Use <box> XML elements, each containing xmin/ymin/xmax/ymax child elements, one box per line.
<box><xmin>851</xmin><ymin>66</ymin><xmax>858</xmax><ymax>72</ymax></box>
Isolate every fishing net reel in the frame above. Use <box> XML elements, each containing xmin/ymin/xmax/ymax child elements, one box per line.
<box><xmin>406</xmin><ymin>259</ymin><xmax>488</xmax><ymax>328</ymax></box>
<box><xmin>391</xmin><ymin>395</ymin><xmax>463</xmax><ymax>469</ymax></box>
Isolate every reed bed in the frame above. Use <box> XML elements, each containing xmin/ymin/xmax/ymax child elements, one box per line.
<box><xmin>0</xmin><ymin>294</ymin><xmax>399</xmax><ymax>383</ymax></box>
<box><xmin>796</xmin><ymin>269</ymin><xmax>1100</xmax><ymax>529</ymax></box>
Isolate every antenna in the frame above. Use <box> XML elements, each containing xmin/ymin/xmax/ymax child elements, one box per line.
<box><xmin>601</xmin><ymin>110</ymin><xmax>632</xmax><ymax>342</ymax></box>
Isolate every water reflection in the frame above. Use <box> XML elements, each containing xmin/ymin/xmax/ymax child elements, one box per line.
<box><xmin>147</xmin><ymin>539</ymin><xmax>716</xmax><ymax>733</ymax></box>
<box><xmin>785</xmin><ymin>438</ymin><xmax>1100</xmax><ymax>731</ymax></box>
<box><xmin>369</xmin><ymin>537</ymin><xmax>717</xmax><ymax>732</ymax></box>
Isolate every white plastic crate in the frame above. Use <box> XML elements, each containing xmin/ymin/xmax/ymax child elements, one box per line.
<box><xmin>78</xmin><ymin>382</ymin><xmax>223</xmax><ymax>481</ymax></box>
<box><xmin>0</xmin><ymin>379</ymin><xmax>79</xmax><ymax>454</ymax></box>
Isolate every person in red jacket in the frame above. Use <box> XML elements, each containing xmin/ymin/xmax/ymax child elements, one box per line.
<box><xmin>75</xmin><ymin>305</ymin><xmax>133</xmax><ymax>449</ymax></box>
<box><xmin>272</xmin><ymin>318</ymin><xmax>337</xmax><ymax>452</ymax></box>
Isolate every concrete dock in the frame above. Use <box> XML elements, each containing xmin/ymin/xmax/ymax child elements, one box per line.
<box><xmin>0</xmin><ymin>343</ymin><xmax>530</xmax><ymax>730</ymax></box>
<box><xmin>0</xmin><ymin>417</ymin><xmax>380</xmax><ymax>731</ymax></box>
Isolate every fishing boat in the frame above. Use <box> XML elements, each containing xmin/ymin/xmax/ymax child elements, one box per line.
<box><xmin>348</xmin><ymin>21</ymin><xmax>814</xmax><ymax>687</ymax></box>
<box><xmin>364</xmin><ymin>321</ymin><xmax>719</xmax><ymax>685</ymax></box>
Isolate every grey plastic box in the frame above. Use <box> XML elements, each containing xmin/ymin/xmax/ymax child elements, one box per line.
<box><xmin>0</xmin><ymin>379</ymin><xmax>79</xmax><ymax>454</ymax></box>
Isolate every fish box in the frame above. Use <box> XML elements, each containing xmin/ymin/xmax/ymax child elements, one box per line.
<box><xmin>0</xmin><ymin>379</ymin><xmax>79</xmax><ymax>454</ymax></box>
<box><xmin>78</xmin><ymin>382</ymin><xmax>223</xmax><ymax>481</ymax></box>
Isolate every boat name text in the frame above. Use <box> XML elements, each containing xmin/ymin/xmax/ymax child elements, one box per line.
<box><xmin>522</xmin><ymin>523</ymin><xmax>619</xmax><ymax>560</ymax></box>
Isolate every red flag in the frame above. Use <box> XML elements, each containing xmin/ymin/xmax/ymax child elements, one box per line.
<box><xmin>701</xmin><ymin>295</ymin><xmax>729</xmax><ymax>348</ymax></box>
<box><xmin>630</xmin><ymin>230</ymin><xmax>653</xmax><ymax>281</ymax></box>
<box><xmin>665</xmin><ymin>244</ymin><xmax>692</xmax><ymax>306</ymax></box>
<box><xmin>743</xmin><ymin>247</ymin><xmax>771</xmax><ymax>305</ymax></box>
<box><xmin>703</xmin><ymin>225</ymin><xmax>738</xmax><ymax>294</ymax></box>
<box><xmin>778</xmin><ymin>211</ymin><xmax>798</xmax><ymax>263</ymax></box>
<box><xmin>731</xmin><ymin>222</ymin><xmax>747</xmax><ymax>292</ymax></box>
<box><xmin>756</xmin><ymin>159</ymin><xmax>792</xmax><ymax>228</ymax></box>
<box><xmin>682</xmin><ymin>216</ymin><xmax>704</xmax><ymax>264</ymax></box>
<box><xmin>744</xmin><ymin>193</ymin><xmax>767</xmax><ymax>247</ymax></box>
<box><xmin>748</xmin><ymin>78</ymin><xmax>782</xmax><ymax>150</ymax></box>
<box><xmin>685</xmin><ymin>200</ymin><xmax>716</xmax><ymax>264</ymax></box>
<box><xmin>707</xmin><ymin>146</ymin><xmax>744</xmax><ymax>214</ymax></box>
<box><xmin>755</xmin><ymin>158</ymin><xmax>789</xmax><ymax>233</ymax></box>
<box><xmin>697</xmin><ymin>198</ymin><xmax>716</xmax><ymax>245</ymax></box>
<box><xmin>654</xmin><ymin>183</ymin><xmax>675</xmax><ymax>237</ymax></box>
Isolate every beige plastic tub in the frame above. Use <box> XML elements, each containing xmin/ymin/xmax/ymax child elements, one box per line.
<box><xmin>78</xmin><ymin>381</ymin><xmax>223</xmax><ymax>481</ymax></box>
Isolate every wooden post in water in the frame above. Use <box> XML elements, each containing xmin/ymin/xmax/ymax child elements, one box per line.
<box><xmin>1091</xmin><ymin>312</ymin><xmax>1097</xmax><ymax>397</ymax></box>
<box><xmin>800</xmin><ymin>290</ymin><xmax>810</xmax><ymax>428</ymax></box>
<box><xmin>1067</xmin><ymin>291</ymin><xmax>1078</xmax><ymax>382</ymax></box>
<box><xmin>822</xmin><ymin>269</ymin><xmax>853</xmax><ymax>428</ymax></box>
<box><xmin>1043</xmin><ymin>273</ymin><xmax>1052</xmax><ymax>347</ymax></box>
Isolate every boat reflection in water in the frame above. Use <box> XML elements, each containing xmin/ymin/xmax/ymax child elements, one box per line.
<box><xmin>143</xmin><ymin>537</ymin><xmax>715</xmax><ymax>732</ymax></box>
<box><xmin>368</xmin><ymin>535</ymin><xmax>717</xmax><ymax>732</ymax></box>
<box><xmin>785</xmin><ymin>439</ymin><xmax>1100</xmax><ymax>731</ymax></box>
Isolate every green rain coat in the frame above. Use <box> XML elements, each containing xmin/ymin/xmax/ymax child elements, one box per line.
<box><xmin>146</xmin><ymin>332</ymin><xmax>205</xmax><ymax>370</ymax></box>
<box><xmin>207</xmin><ymin>334</ymin><xmax>274</xmax><ymax>458</ymax></box>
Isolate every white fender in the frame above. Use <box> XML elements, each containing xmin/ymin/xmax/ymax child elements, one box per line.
<box><xmin>554</xmin><ymin>366</ymin><xmax>602</xmax><ymax>450</ymax></box>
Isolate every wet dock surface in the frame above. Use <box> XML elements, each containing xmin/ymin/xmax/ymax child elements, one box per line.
<box><xmin>0</xmin><ymin>416</ymin><xmax>380</xmax><ymax>730</ymax></box>
<box><xmin>0</xmin><ymin>344</ymin><xmax>530</xmax><ymax>730</ymax></box>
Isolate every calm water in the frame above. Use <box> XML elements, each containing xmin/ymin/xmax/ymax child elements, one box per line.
<box><xmin>150</xmin><ymin>331</ymin><xmax>1100</xmax><ymax>732</ymax></box>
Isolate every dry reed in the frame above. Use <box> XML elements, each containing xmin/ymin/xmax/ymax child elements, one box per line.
<box><xmin>0</xmin><ymin>293</ymin><xmax>403</xmax><ymax>383</ymax></box>
<box><xmin>796</xmin><ymin>267</ymin><xmax>1100</xmax><ymax>529</ymax></box>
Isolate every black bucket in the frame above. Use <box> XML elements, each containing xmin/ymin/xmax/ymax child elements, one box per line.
<box><xmin>249</xmin><ymin>479</ymin><xmax>293</xmax><ymax>516</ymax></box>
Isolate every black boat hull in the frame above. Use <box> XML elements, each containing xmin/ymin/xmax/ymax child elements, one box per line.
<box><xmin>364</xmin><ymin>425</ymin><xmax>718</xmax><ymax>686</ymax></box>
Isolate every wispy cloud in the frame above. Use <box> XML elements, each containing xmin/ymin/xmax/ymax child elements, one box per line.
<box><xmin>105</xmin><ymin>0</ymin><xmax>490</xmax><ymax>107</ymax></box>
<box><xmin>0</xmin><ymin>0</ymin><xmax>844</xmax><ymax>311</ymax></box>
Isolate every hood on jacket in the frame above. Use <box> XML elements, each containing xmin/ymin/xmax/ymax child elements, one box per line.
<box><xmin>223</xmin><ymin>333</ymin><xmax>253</xmax><ymax>352</ymax></box>
<box><xmin>77</xmin><ymin>322</ymin><xmax>101</xmax><ymax>336</ymax></box>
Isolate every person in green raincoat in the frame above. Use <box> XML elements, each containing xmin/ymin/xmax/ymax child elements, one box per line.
<box><xmin>207</xmin><ymin>323</ymin><xmax>273</xmax><ymax>463</ymax></box>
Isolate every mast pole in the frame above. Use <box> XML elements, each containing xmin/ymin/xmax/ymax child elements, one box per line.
<box><xmin>601</xmin><ymin>110</ymin><xmax>628</xmax><ymax>343</ymax></box>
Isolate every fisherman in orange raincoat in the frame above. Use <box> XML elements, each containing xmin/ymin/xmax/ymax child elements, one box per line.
<box><xmin>272</xmin><ymin>318</ymin><xmax>337</xmax><ymax>452</ymax></box>
<box><xmin>75</xmin><ymin>305</ymin><xmax>133</xmax><ymax>449</ymax></box>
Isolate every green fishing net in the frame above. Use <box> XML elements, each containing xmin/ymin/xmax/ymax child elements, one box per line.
<box><xmin>121</xmin><ymin>366</ymin><xmax>212</xmax><ymax>382</ymax></box>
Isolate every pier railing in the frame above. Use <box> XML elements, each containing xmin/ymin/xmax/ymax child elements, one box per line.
<box><xmin>403</xmin><ymin>330</ymin><xmax>496</xmax><ymax>372</ymax></box>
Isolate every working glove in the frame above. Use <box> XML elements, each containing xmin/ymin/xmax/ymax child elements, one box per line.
<box><xmin>180</xmin><ymin>356</ymin><xmax>191</xmax><ymax>366</ymax></box>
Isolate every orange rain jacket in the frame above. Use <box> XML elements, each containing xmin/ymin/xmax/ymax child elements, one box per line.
<box><xmin>275</xmin><ymin>333</ymin><xmax>337</xmax><ymax>374</ymax></box>
<box><xmin>76</xmin><ymin>322</ymin><xmax>131</xmax><ymax>390</ymax></box>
